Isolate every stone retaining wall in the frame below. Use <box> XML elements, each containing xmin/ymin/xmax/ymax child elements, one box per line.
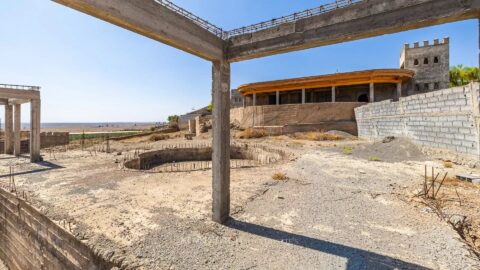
<box><xmin>0</xmin><ymin>187</ymin><xmax>117</xmax><ymax>270</ymax></box>
<box><xmin>355</xmin><ymin>83</ymin><xmax>480</xmax><ymax>158</ymax></box>
<box><xmin>231</xmin><ymin>102</ymin><xmax>365</xmax><ymax>134</ymax></box>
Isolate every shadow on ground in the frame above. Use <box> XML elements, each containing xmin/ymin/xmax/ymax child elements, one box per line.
<box><xmin>227</xmin><ymin>218</ymin><xmax>430</xmax><ymax>270</ymax></box>
<box><xmin>0</xmin><ymin>160</ymin><xmax>64</xmax><ymax>178</ymax></box>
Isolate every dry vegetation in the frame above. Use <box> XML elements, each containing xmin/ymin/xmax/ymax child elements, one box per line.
<box><xmin>150</xmin><ymin>134</ymin><xmax>169</xmax><ymax>141</ymax></box>
<box><xmin>238</xmin><ymin>128</ymin><xmax>269</xmax><ymax>139</ymax></box>
<box><xmin>289</xmin><ymin>131</ymin><xmax>344</xmax><ymax>141</ymax></box>
<box><xmin>272</xmin><ymin>172</ymin><xmax>288</xmax><ymax>181</ymax></box>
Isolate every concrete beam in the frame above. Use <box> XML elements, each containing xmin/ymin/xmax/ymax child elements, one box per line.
<box><xmin>227</xmin><ymin>0</ymin><xmax>480</xmax><ymax>61</ymax></box>
<box><xmin>51</xmin><ymin>0</ymin><xmax>225</xmax><ymax>61</ymax></box>
<box><xmin>0</xmin><ymin>88</ymin><xmax>40</xmax><ymax>101</ymax></box>
<box><xmin>211</xmin><ymin>59</ymin><xmax>230</xmax><ymax>224</ymax></box>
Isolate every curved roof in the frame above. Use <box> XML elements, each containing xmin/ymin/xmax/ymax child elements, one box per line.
<box><xmin>237</xmin><ymin>69</ymin><xmax>414</xmax><ymax>95</ymax></box>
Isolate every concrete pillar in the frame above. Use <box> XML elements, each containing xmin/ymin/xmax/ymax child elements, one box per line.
<box><xmin>369</xmin><ymin>82</ymin><xmax>375</xmax><ymax>103</ymax></box>
<box><xmin>276</xmin><ymin>91</ymin><xmax>279</xmax><ymax>105</ymax></box>
<box><xmin>396</xmin><ymin>82</ymin><xmax>402</xmax><ymax>101</ymax></box>
<box><xmin>212</xmin><ymin>60</ymin><xmax>230</xmax><ymax>224</ymax></box>
<box><xmin>30</xmin><ymin>99</ymin><xmax>41</xmax><ymax>162</ymax></box>
<box><xmin>195</xmin><ymin>116</ymin><xmax>201</xmax><ymax>137</ymax></box>
<box><xmin>188</xmin><ymin>119</ymin><xmax>196</xmax><ymax>134</ymax></box>
<box><xmin>253</xmin><ymin>93</ymin><xmax>256</xmax><ymax>106</ymax></box>
<box><xmin>331</xmin><ymin>86</ymin><xmax>336</xmax><ymax>103</ymax></box>
<box><xmin>242</xmin><ymin>96</ymin><xmax>246</xmax><ymax>108</ymax></box>
<box><xmin>14</xmin><ymin>104</ymin><xmax>21</xmax><ymax>157</ymax></box>
<box><xmin>301</xmin><ymin>89</ymin><xmax>306</xmax><ymax>104</ymax></box>
<box><xmin>4</xmin><ymin>104</ymin><xmax>13</xmax><ymax>155</ymax></box>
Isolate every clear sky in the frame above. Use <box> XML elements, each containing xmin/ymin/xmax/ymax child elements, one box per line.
<box><xmin>0</xmin><ymin>0</ymin><xmax>477</xmax><ymax>123</ymax></box>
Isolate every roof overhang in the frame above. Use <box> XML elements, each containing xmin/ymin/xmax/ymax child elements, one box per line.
<box><xmin>237</xmin><ymin>69</ymin><xmax>414</xmax><ymax>95</ymax></box>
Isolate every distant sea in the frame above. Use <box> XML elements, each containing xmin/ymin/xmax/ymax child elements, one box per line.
<box><xmin>0</xmin><ymin>122</ymin><xmax>163</xmax><ymax>129</ymax></box>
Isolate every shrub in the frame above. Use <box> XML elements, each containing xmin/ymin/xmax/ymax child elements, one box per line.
<box><xmin>342</xmin><ymin>146</ymin><xmax>353</xmax><ymax>155</ymax></box>
<box><xmin>238</xmin><ymin>128</ymin><xmax>269</xmax><ymax>139</ymax></box>
<box><xmin>368</xmin><ymin>156</ymin><xmax>381</xmax><ymax>162</ymax></box>
<box><xmin>272</xmin><ymin>172</ymin><xmax>288</xmax><ymax>181</ymax></box>
<box><xmin>150</xmin><ymin>134</ymin><xmax>169</xmax><ymax>141</ymax></box>
<box><xmin>443</xmin><ymin>161</ymin><xmax>453</xmax><ymax>168</ymax></box>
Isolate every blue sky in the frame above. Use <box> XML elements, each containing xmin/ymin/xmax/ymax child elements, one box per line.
<box><xmin>0</xmin><ymin>0</ymin><xmax>477</xmax><ymax>123</ymax></box>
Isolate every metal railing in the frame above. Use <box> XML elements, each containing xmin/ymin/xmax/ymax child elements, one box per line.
<box><xmin>154</xmin><ymin>0</ymin><xmax>363</xmax><ymax>40</ymax></box>
<box><xmin>154</xmin><ymin>0</ymin><xmax>225</xmax><ymax>38</ymax></box>
<box><xmin>0</xmin><ymin>84</ymin><xmax>40</xmax><ymax>91</ymax></box>
<box><xmin>225</xmin><ymin>0</ymin><xmax>363</xmax><ymax>38</ymax></box>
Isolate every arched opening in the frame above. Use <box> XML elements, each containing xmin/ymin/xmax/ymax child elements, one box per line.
<box><xmin>424</xmin><ymin>58</ymin><xmax>429</xmax><ymax>65</ymax></box>
<box><xmin>434</xmin><ymin>56</ymin><xmax>439</xmax><ymax>63</ymax></box>
<box><xmin>414</xmin><ymin>59</ymin><xmax>419</xmax><ymax>65</ymax></box>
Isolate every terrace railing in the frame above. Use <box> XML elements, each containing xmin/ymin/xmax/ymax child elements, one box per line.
<box><xmin>225</xmin><ymin>0</ymin><xmax>363</xmax><ymax>38</ymax></box>
<box><xmin>0</xmin><ymin>84</ymin><xmax>40</xmax><ymax>91</ymax></box>
<box><xmin>154</xmin><ymin>0</ymin><xmax>363</xmax><ymax>40</ymax></box>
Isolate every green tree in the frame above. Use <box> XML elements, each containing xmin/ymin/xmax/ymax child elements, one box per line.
<box><xmin>207</xmin><ymin>102</ymin><xmax>212</xmax><ymax>113</ymax></box>
<box><xmin>167</xmin><ymin>115</ymin><xmax>179</xmax><ymax>124</ymax></box>
<box><xmin>450</xmin><ymin>65</ymin><xmax>479</xmax><ymax>87</ymax></box>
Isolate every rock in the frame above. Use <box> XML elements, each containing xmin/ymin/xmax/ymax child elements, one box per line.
<box><xmin>472</xmin><ymin>179</ymin><xmax>480</xmax><ymax>185</ymax></box>
<box><xmin>448</xmin><ymin>215</ymin><xmax>467</xmax><ymax>230</ymax></box>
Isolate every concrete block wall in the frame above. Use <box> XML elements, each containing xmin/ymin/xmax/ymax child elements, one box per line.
<box><xmin>40</xmin><ymin>132</ymin><xmax>70</xmax><ymax>148</ymax></box>
<box><xmin>0</xmin><ymin>187</ymin><xmax>119</xmax><ymax>270</ymax></box>
<box><xmin>355</xmin><ymin>83</ymin><xmax>480</xmax><ymax>157</ymax></box>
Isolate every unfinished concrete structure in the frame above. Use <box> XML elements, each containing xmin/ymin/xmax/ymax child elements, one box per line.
<box><xmin>401</xmin><ymin>38</ymin><xmax>450</xmax><ymax>95</ymax></box>
<box><xmin>50</xmin><ymin>0</ymin><xmax>480</xmax><ymax>224</ymax></box>
<box><xmin>0</xmin><ymin>84</ymin><xmax>41</xmax><ymax>162</ymax></box>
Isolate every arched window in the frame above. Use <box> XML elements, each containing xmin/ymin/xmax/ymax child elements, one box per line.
<box><xmin>434</xmin><ymin>82</ymin><xmax>440</xmax><ymax>90</ymax></box>
<box><xmin>434</xmin><ymin>56</ymin><xmax>439</xmax><ymax>63</ymax></box>
<box><xmin>424</xmin><ymin>58</ymin><xmax>429</xmax><ymax>65</ymax></box>
<box><xmin>415</xmin><ymin>84</ymin><xmax>420</xmax><ymax>91</ymax></box>
<box><xmin>414</xmin><ymin>59</ymin><xmax>419</xmax><ymax>66</ymax></box>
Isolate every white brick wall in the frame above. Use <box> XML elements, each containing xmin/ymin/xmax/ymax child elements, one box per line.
<box><xmin>355</xmin><ymin>83</ymin><xmax>480</xmax><ymax>157</ymax></box>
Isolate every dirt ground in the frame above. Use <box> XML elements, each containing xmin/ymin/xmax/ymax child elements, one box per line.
<box><xmin>1</xmin><ymin>133</ymin><xmax>479</xmax><ymax>269</ymax></box>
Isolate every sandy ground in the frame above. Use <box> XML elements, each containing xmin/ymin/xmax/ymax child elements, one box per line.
<box><xmin>0</xmin><ymin>135</ymin><xmax>479</xmax><ymax>269</ymax></box>
<box><xmin>0</xmin><ymin>259</ymin><xmax>6</xmax><ymax>270</ymax></box>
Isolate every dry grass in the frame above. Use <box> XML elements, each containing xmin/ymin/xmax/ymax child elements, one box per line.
<box><xmin>342</xmin><ymin>146</ymin><xmax>353</xmax><ymax>155</ymax></box>
<box><xmin>150</xmin><ymin>134</ymin><xmax>169</xmax><ymax>142</ymax></box>
<box><xmin>272</xmin><ymin>172</ymin><xmax>288</xmax><ymax>181</ymax></box>
<box><xmin>290</xmin><ymin>131</ymin><xmax>343</xmax><ymax>141</ymax></box>
<box><xmin>368</xmin><ymin>156</ymin><xmax>381</xmax><ymax>162</ymax></box>
<box><xmin>238</xmin><ymin>128</ymin><xmax>269</xmax><ymax>139</ymax></box>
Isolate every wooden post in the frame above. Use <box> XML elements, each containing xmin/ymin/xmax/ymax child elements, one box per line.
<box><xmin>212</xmin><ymin>59</ymin><xmax>230</xmax><ymax>224</ymax></box>
<box><xmin>276</xmin><ymin>91</ymin><xmax>280</xmax><ymax>105</ymax></box>
<box><xmin>301</xmin><ymin>88</ymin><xmax>305</xmax><ymax>104</ymax></box>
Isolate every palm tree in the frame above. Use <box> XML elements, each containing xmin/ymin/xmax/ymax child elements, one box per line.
<box><xmin>450</xmin><ymin>65</ymin><xmax>479</xmax><ymax>86</ymax></box>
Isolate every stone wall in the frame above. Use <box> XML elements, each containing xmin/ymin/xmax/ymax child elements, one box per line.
<box><xmin>41</xmin><ymin>132</ymin><xmax>70</xmax><ymax>148</ymax></box>
<box><xmin>0</xmin><ymin>187</ymin><xmax>117</xmax><ymax>270</ymax></box>
<box><xmin>355</xmin><ymin>83</ymin><xmax>480</xmax><ymax>158</ymax></box>
<box><xmin>231</xmin><ymin>102</ymin><xmax>365</xmax><ymax>134</ymax></box>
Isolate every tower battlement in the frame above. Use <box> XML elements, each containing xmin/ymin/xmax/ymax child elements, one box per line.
<box><xmin>403</xmin><ymin>37</ymin><xmax>449</xmax><ymax>49</ymax></box>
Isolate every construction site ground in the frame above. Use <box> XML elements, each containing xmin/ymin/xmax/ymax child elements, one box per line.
<box><xmin>1</xmin><ymin>132</ymin><xmax>479</xmax><ymax>269</ymax></box>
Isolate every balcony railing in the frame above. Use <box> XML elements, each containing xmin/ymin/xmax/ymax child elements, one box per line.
<box><xmin>0</xmin><ymin>84</ymin><xmax>40</xmax><ymax>91</ymax></box>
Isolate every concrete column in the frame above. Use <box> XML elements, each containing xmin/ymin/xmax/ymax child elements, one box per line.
<box><xmin>301</xmin><ymin>89</ymin><xmax>306</xmax><ymax>104</ymax></box>
<box><xmin>211</xmin><ymin>59</ymin><xmax>230</xmax><ymax>224</ymax></box>
<box><xmin>188</xmin><ymin>119</ymin><xmax>196</xmax><ymax>134</ymax></box>
<box><xmin>276</xmin><ymin>91</ymin><xmax>279</xmax><ymax>105</ymax></box>
<box><xmin>242</xmin><ymin>96</ymin><xmax>246</xmax><ymax>108</ymax></box>
<box><xmin>30</xmin><ymin>99</ymin><xmax>41</xmax><ymax>162</ymax></box>
<box><xmin>14</xmin><ymin>104</ymin><xmax>21</xmax><ymax>157</ymax></box>
<box><xmin>396</xmin><ymin>82</ymin><xmax>402</xmax><ymax>101</ymax></box>
<box><xmin>331</xmin><ymin>86</ymin><xmax>336</xmax><ymax>103</ymax></box>
<box><xmin>4</xmin><ymin>104</ymin><xmax>13</xmax><ymax>155</ymax></box>
<box><xmin>195</xmin><ymin>116</ymin><xmax>201</xmax><ymax>137</ymax></box>
<box><xmin>369</xmin><ymin>82</ymin><xmax>375</xmax><ymax>103</ymax></box>
<box><xmin>253</xmin><ymin>93</ymin><xmax>256</xmax><ymax>106</ymax></box>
